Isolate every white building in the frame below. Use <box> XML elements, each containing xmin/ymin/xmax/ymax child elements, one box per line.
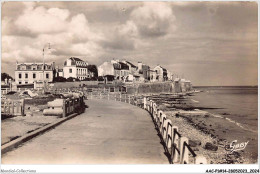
<box><xmin>15</xmin><ymin>62</ymin><xmax>55</xmax><ymax>85</ymax></box>
<box><xmin>167</xmin><ymin>70</ymin><xmax>173</xmax><ymax>81</ymax></box>
<box><xmin>98</xmin><ymin>61</ymin><xmax>115</xmax><ymax>77</ymax></box>
<box><xmin>153</xmin><ymin>65</ymin><xmax>168</xmax><ymax>81</ymax></box>
<box><xmin>63</xmin><ymin>57</ymin><xmax>90</xmax><ymax>80</ymax></box>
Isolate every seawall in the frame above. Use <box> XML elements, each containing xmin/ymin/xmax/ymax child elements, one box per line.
<box><xmin>126</xmin><ymin>82</ymin><xmax>178</xmax><ymax>94</ymax></box>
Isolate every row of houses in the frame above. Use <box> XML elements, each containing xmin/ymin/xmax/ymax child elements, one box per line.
<box><xmin>14</xmin><ymin>57</ymin><xmax>94</xmax><ymax>85</ymax></box>
<box><xmin>14</xmin><ymin>57</ymin><xmax>188</xmax><ymax>86</ymax></box>
<box><xmin>98</xmin><ymin>59</ymin><xmax>173</xmax><ymax>83</ymax></box>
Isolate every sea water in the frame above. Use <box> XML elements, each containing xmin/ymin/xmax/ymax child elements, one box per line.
<box><xmin>191</xmin><ymin>86</ymin><xmax>258</xmax><ymax>132</ymax></box>
<box><xmin>191</xmin><ymin>86</ymin><xmax>258</xmax><ymax>162</ymax></box>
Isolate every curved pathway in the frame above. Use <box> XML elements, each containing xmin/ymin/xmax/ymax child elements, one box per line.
<box><xmin>2</xmin><ymin>99</ymin><xmax>168</xmax><ymax>164</ymax></box>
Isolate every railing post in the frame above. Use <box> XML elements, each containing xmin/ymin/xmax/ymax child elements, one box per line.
<box><xmin>72</xmin><ymin>98</ymin><xmax>75</xmax><ymax>113</ymax></box>
<box><xmin>163</xmin><ymin>119</ymin><xmax>169</xmax><ymax>141</ymax></box>
<box><xmin>150</xmin><ymin>100</ymin><xmax>153</xmax><ymax>113</ymax></box>
<box><xmin>128</xmin><ymin>96</ymin><xmax>131</xmax><ymax>104</ymax></box>
<box><xmin>172</xmin><ymin>126</ymin><xmax>179</xmax><ymax>163</ymax></box>
<box><xmin>160</xmin><ymin>114</ymin><xmax>166</xmax><ymax>135</ymax></box>
<box><xmin>180</xmin><ymin>137</ymin><xmax>189</xmax><ymax>164</ymax></box>
<box><xmin>156</xmin><ymin>110</ymin><xmax>162</xmax><ymax>127</ymax></box>
<box><xmin>12</xmin><ymin>101</ymin><xmax>15</xmax><ymax>115</ymax></box>
<box><xmin>143</xmin><ymin>97</ymin><xmax>147</xmax><ymax>110</ymax></box>
<box><xmin>166</xmin><ymin>122</ymin><xmax>173</xmax><ymax>149</ymax></box>
<box><xmin>62</xmin><ymin>99</ymin><xmax>66</xmax><ymax>117</ymax></box>
<box><xmin>7</xmin><ymin>101</ymin><xmax>10</xmax><ymax>114</ymax></box>
<box><xmin>21</xmin><ymin>99</ymin><xmax>25</xmax><ymax>116</ymax></box>
<box><xmin>120</xmin><ymin>93</ymin><xmax>122</xmax><ymax>102</ymax></box>
<box><xmin>147</xmin><ymin>99</ymin><xmax>150</xmax><ymax>112</ymax></box>
<box><xmin>153</xmin><ymin>103</ymin><xmax>157</xmax><ymax>119</ymax></box>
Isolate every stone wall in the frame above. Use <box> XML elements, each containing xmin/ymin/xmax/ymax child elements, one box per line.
<box><xmin>126</xmin><ymin>82</ymin><xmax>176</xmax><ymax>94</ymax></box>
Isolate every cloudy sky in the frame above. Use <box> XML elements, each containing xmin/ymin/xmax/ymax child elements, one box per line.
<box><xmin>1</xmin><ymin>1</ymin><xmax>258</xmax><ymax>86</ymax></box>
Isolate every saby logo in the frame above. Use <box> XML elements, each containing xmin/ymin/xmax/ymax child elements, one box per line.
<box><xmin>225</xmin><ymin>140</ymin><xmax>249</xmax><ymax>153</ymax></box>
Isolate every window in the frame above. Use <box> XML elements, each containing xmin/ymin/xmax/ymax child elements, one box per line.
<box><xmin>19</xmin><ymin>73</ymin><xmax>22</xmax><ymax>79</ymax></box>
<box><xmin>33</xmin><ymin>73</ymin><xmax>36</xmax><ymax>79</ymax></box>
<box><xmin>69</xmin><ymin>69</ymin><xmax>72</xmax><ymax>73</ymax></box>
<box><xmin>25</xmin><ymin>81</ymin><xmax>28</xmax><ymax>84</ymax></box>
<box><xmin>19</xmin><ymin>82</ymin><xmax>22</xmax><ymax>84</ymax></box>
<box><xmin>25</xmin><ymin>73</ymin><xmax>28</xmax><ymax>78</ymax></box>
<box><xmin>46</xmin><ymin>73</ymin><xmax>49</xmax><ymax>79</ymax></box>
<box><xmin>21</xmin><ymin>65</ymin><xmax>26</xmax><ymax>70</ymax></box>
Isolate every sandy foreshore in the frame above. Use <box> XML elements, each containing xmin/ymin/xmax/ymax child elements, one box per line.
<box><xmin>144</xmin><ymin>93</ymin><xmax>257</xmax><ymax>164</ymax></box>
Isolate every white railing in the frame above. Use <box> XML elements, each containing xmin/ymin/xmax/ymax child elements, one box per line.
<box><xmin>146</xmin><ymin>98</ymin><xmax>207</xmax><ymax>164</ymax></box>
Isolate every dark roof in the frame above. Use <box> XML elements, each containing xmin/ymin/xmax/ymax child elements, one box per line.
<box><xmin>158</xmin><ymin>65</ymin><xmax>167</xmax><ymax>72</ymax></box>
<box><xmin>113</xmin><ymin>63</ymin><xmax>121</xmax><ymax>70</ymax></box>
<box><xmin>126</xmin><ymin>61</ymin><xmax>137</xmax><ymax>68</ymax></box>
<box><xmin>119</xmin><ymin>62</ymin><xmax>129</xmax><ymax>70</ymax></box>
<box><xmin>70</xmin><ymin>57</ymin><xmax>83</xmax><ymax>62</ymax></box>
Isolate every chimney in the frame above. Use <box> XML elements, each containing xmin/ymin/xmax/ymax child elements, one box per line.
<box><xmin>52</xmin><ymin>62</ymin><xmax>55</xmax><ymax>70</ymax></box>
<box><xmin>16</xmin><ymin>61</ymin><xmax>18</xmax><ymax>70</ymax></box>
<box><xmin>138</xmin><ymin>62</ymin><xmax>142</xmax><ymax>71</ymax></box>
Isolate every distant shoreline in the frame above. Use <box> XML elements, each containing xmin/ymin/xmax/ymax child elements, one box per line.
<box><xmin>193</xmin><ymin>86</ymin><xmax>258</xmax><ymax>88</ymax></box>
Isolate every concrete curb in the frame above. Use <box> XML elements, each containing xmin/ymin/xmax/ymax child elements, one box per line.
<box><xmin>1</xmin><ymin>113</ymin><xmax>78</xmax><ymax>154</ymax></box>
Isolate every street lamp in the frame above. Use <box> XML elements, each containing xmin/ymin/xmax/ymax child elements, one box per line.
<box><xmin>42</xmin><ymin>43</ymin><xmax>51</xmax><ymax>93</ymax></box>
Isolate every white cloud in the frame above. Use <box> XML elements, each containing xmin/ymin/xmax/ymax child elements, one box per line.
<box><xmin>126</xmin><ymin>2</ymin><xmax>177</xmax><ymax>37</ymax></box>
<box><xmin>118</xmin><ymin>21</ymin><xmax>138</xmax><ymax>37</ymax></box>
<box><xmin>15</xmin><ymin>5</ymin><xmax>70</xmax><ymax>34</ymax></box>
<box><xmin>2</xmin><ymin>2</ymin><xmax>104</xmax><ymax>69</ymax></box>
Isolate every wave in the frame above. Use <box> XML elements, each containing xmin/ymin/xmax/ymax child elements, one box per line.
<box><xmin>207</xmin><ymin>112</ymin><xmax>258</xmax><ymax>133</ymax></box>
<box><xmin>191</xmin><ymin>99</ymin><xmax>199</xmax><ymax>103</ymax></box>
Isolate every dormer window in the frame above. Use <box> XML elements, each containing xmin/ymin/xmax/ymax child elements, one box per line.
<box><xmin>21</xmin><ymin>65</ymin><xmax>26</xmax><ymax>70</ymax></box>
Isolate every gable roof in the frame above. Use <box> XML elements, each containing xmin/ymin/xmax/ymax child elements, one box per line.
<box><xmin>119</xmin><ymin>62</ymin><xmax>129</xmax><ymax>70</ymax></box>
<box><xmin>126</xmin><ymin>61</ymin><xmax>137</xmax><ymax>68</ymax></box>
<box><xmin>70</xmin><ymin>57</ymin><xmax>84</xmax><ymax>62</ymax></box>
<box><xmin>113</xmin><ymin>63</ymin><xmax>121</xmax><ymax>70</ymax></box>
<box><xmin>155</xmin><ymin>65</ymin><xmax>167</xmax><ymax>72</ymax></box>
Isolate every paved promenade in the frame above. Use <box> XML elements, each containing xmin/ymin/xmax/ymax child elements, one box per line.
<box><xmin>2</xmin><ymin>99</ymin><xmax>168</xmax><ymax>164</ymax></box>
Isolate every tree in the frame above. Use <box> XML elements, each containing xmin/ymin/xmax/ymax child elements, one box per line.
<box><xmin>53</xmin><ymin>76</ymin><xmax>67</xmax><ymax>82</ymax></box>
<box><xmin>67</xmin><ymin>77</ymin><xmax>80</xmax><ymax>82</ymax></box>
<box><xmin>87</xmin><ymin>65</ymin><xmax>98</xmax><ymax>77</ymax></box>
<box><xmin>1</xmin><ymin>73</ymin><xmax>13</xmax><ymax>81</ymax></box>
<box><xmin>82</xmin><ymin>77</ymin><xmax>91</xmax><ymax>81</ymax></box>
<box><xmin>98</xmin><ymin>76</ymin><xmax>104</xmax><ymax>81</ymax></box>
<box><xmin>90</xmin><ymin>76</ymin><xmax>98</xmax><ymax>81</ymax></box>
<box><xmin>105</xmin><ymin>75</ymin><xmax>115</xmax><ymax>81</ymax></box>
